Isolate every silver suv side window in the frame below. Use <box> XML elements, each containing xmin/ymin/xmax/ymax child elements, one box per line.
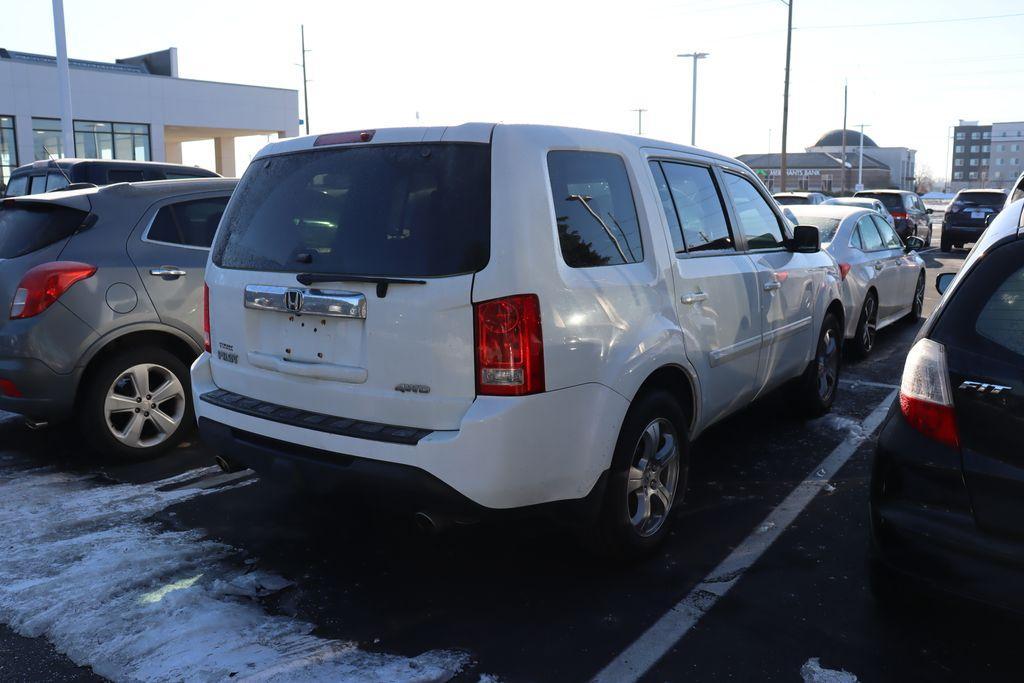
<box><xmin>548</xmin><ymin>151</ymin><xmax>643</xmax><ymax>268</ymax></box>
<box><xmin>655</xmin><ymin>161</ymin><xmax>733</xmax><ymax>253</ymax></box>
<box><xmin>722</xmin><ymin>172</ymin><xmax>785</xmax><ymax>250</ymax></box>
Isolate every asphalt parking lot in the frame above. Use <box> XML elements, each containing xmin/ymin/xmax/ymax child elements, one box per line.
<box><xmin>3</xmin><ymin>220</ymin><xmax>1016</xmax><ymax>682</ymax></box>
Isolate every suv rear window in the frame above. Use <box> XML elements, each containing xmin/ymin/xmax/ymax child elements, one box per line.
<box><xmin>0</xmin><ymin>202</ymin><xmax>87</xmax><ymax>259</ymax></box>
<box><xmin>958</xmin><ymin>191</ymin><xmax>1005</xmax><ymax>207</ymax></box>
<box><xmin>213</xmin><ymin>143</ymin><xmax>490</xmax><ymax>277</ymax></box>
<box><xmin>856</xmin><ymin>193</ymin><xmax>902</xmax><ymax>211</ymax></box>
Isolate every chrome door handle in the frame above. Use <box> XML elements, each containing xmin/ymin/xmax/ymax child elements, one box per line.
<box><xmin>150</xmin><ymin>266</ymin><xmax>187</xmax><ymax>279</ymax></box>
<box><xmin>680</xmin><ymin>291</ymin><xmax>708</xmax><ymax>305</ymax></box>
<box><xmin>763</xmin><ymin>281</ymin><xmax>782</xmax><ymax>291</ymax></box>
<box><xmin>874</xmin><ymin>261</ymin><xmax>884</xmax><ymax>270</ymax></box>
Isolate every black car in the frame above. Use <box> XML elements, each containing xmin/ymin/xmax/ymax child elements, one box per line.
<box><xmin>854</xmin><ymin>190</ymin><xmax>933</xmax><ymax>244</ymax></box>
<box><xmin>869</xmin><ymin>197</ymin><xmax>1024</xmax><ymax>610</ymax></box>
<box><xmin>941</xmin><ymin>189</ymin><xmax>1007</xmax><ymax>252</ymax></box>
<box><xmin>2</xmin><ymin>159</ymin><xmax>219</xmax><ymax>197</ymax></box>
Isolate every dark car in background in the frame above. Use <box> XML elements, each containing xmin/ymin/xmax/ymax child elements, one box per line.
<box><xmin>854</xmin><ymin>189</ymin><xmax>933</xmax><ymax>245</ymax></box>
<box><xmin>0</xmin><ymin>178</ymin><xmax>236</xmax><ymax>459</ymax></box>
<box><xmin>869</xmin><ymin>197</ymin><xmax>1024</xmax><ymax>611</ymax></box>
<box><xmin>2</xmin><ymin>158</ymin><xmax>219</xmax><ymax>197</ymax></box>
<box><xmin>941</xmin><ymin>188</ymin><xmax>1007</xmax><ymax>252</ymax></box>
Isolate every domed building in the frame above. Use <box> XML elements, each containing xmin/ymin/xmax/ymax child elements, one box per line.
<box><xmin>738</xmin><ymin>128</ymin><xmax>917</xmax><ymax>194</ymax></box>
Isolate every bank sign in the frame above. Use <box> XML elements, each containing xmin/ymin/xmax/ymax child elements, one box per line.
<box><xmin>755</xmin><ymin>168</ymin><xmax>822</xmax><ymax>177</ymax></box>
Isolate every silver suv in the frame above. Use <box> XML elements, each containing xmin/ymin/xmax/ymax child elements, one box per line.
<box><xmin>0</xmin><ymin>178</ymin><xmax>236</xmax><ymax>458</ymax></box>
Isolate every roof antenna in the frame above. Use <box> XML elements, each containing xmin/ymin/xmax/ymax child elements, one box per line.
<box><xmin>42</xmin><ymin>145</ymin><xmax>74</xmax><ymax>187</ymax></box>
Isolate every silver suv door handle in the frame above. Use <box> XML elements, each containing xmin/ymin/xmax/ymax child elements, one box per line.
<box><xmin>150</xmin><ymin>266</ymin><xmax>187</xmax><ymax>279</ymax></box>
<box><xmin>763</xmin><ymin>281</ymin><xmax>782</xmax><ymax>291</ymax></box>
<box><xmin>874</xmin><ymin>261</ymin><xmax>884</xmax><ymax>270</ymax></box>
<box><xmin>680</xmin><ymin>291</ymin><xmax>708</xmax><ymax>305</ymax></box>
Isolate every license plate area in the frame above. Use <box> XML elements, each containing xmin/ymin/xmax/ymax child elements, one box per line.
<box><xmin>280</xmin><ymin>313</ymin><xmax>335</xmax><ymax>363</ymax></box>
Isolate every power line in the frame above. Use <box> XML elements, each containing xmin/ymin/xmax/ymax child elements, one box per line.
<box><xmin>798</xmin><ymin>10</ymin><xmax>1024</xmax><ymax>31</ymax></box>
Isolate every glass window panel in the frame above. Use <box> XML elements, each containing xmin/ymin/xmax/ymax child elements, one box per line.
<box><xmin>32</xmin><ymin>117</ymin><xmax>62</xmax><ymax>131</ymax></box>
<box><xmin>661</xmin><ymin>162</ymin><xmax>733</xmax><ymax>253</ymax></box>
<box><xmin>134</xmin><ymin>134</ymin><xmax>150</xmax><ymax>161</ymax></box>
<box><xmin>547</xmin><ymin>151</ymin><xmax>643</xmax><ymax>268</ymax></box>
<box><xmin>114</xmin><ymin>133</ymin><xmax>134</xmax><ymax>160</ymax></box>
<box><xmin>648</xmin><ymin>161</ymin><xmax>685</xmax><ymax>253</ymax></box>
<box><xmin>45</xmin><ymin>172</ymin><xmax>69</xmax><ymax>191</ymax></box>
<box><xmin>857</xmin><ymin>216</ymin><xmax>884</xmax><ymax>250</ymax></box>
<box><xmin>722</xmin><ymin>172</ymin><xmax>784</xmax><ymax>250</ymax></box>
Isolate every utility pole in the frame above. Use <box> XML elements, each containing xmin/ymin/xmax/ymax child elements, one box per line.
<box><xmin>300</xmin><ymin>25</ymin><xmax>311</xmax><ymax>135</ymax></box>
<box><xmin>841</xmin><ymin>82</ymin><xmax>848</xmax><ymax>194</ymax></box>
<box><xmin>780</xmin><ymin>0</ymin><xmax>793</xmax><ymax>191</ymax></box>
<box><xmin>677</xmin><ymin>52</ymin><xmax>709</xmax><ymax>145</ymax></box>
<box><xmin>51</xmin><ymin>0</ymin><xmax>74</xmax><ymax>158</ymax></box>
<box><xmin>855</xmin><ymin>123</ymin><xmax>870</xmax><ymax>191</ymax></box>
<box><xmin>631</xmin><ymin>108</ymin><xmax>647</xmax><ymax>136</ymax></box>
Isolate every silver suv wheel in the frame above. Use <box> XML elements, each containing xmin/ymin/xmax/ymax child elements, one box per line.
<box><xmin>104</xmin><ymin>363</ymin><xmax>186</xmax><ymax>449</ymax></box>
<box><xmin>626</xmin><ymin>418</ymin><xmax>680</xmax><ymax>538</ymax></box>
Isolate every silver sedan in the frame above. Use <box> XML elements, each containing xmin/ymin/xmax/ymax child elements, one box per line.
<box><xmin>822</xmin><ymin>196</ymin><xmax>896</xmax><ymax>229</ymax></box>
<box><xmin>788</xmin><ymin>205</ymin><xmax>927</xmax><ymax>357</ymax></box>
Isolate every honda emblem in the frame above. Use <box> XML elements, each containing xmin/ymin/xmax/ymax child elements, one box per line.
<box><xmin>285</xmin><ymin>289</ymin><xmax>304</xmax><ymax>312</ymax></box>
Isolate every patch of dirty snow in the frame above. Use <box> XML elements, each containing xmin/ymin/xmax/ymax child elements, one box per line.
<box><xmin>801</xmin><ymin>657</ymin><xmax>858</xmax><ymax>683</ymax></box>
<box><xmin>808</xmin><ymin>414</ymin><xmax>867</xmax><ymax>440</ymax></box>
<box><xmin>0</xmin><ymin>466</ymin><xmax>468</xmax><ymax>682</ymax></box>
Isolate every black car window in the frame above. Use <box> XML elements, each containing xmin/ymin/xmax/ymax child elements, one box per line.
<box><xmin>4</xmin><ymin>175</ymin><xmax>28</xmax><ymax>197</ymax></box>
<box><xmin>107</xmin><ymin>169</ymin><xmax>145</xmax><ymax>183</ymax></box>
<box><xmin>857</xmin><ymin>215</ymin><xmax>884</xmax><ymax>250</ymax></box>
<box><xmin>147</xmin><ymin>197</ymin><xmax>230</xmax><ymax>248</ymax></box>
<box><xmin>723</xmin><ymin>172</ymin><xmax>784</xmax><ymax>249</ymax></box>
<box><xmin>649</xmin><ymin>161</ymin><xmax>685</xmax><ymax>253</ymax></box>
<box><xmin>958</xmin><ymin>192</ymin><xmax>1006</xmax><ymax>208</ymax></box>
<box><xmin>976</xmin><ymin>262</ymin><xmax>1024</xmax><ymax>358</ymax></box>
<box><xmin>548</xmin><ymin>151</ymin><xmax>643</xmax><ymax>268</ymax></box>
<box><xmin>661</xmin><ymin>162</ymin><xmax>732</xmax><ymax>253</ymax></box>
<box><xmin>857</xmin><ymin>192</ymin><xmax>902</xmax><ymax>211</ymax></box>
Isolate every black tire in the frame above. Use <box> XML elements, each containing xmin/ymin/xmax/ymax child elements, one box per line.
<box><xmin>940</xmin><ymin>233</ymin><xmax>951</xmax><ymax>252</ymax></box>
<box><xmin>906</xmin><ymin>271</ymin><xmax>925</xmax><ymax>322</ymax></box>
<box><xmin>78</xmin><ymin>345</ymin><xmax>195</xmax><ymax>460</ymax></box>
<box><xmin>850</xmin><ymin>292</ymin><xmax>878</xmax><ymax>359</ymax></box>
<box><xmin>591</xmin><ymin>390</ymin><xmax>690</xmax><ymax>561</ymax></box>
<box><xmin>795</xmin><ymin>312</ymin><xmax>842</xmax><ymax>417</ymax></box>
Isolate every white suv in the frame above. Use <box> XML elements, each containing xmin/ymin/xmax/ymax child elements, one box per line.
<box><xmin>193</xmin><ymin>124</ymin><xmax>845</xmax><ymax>557</ymax></box>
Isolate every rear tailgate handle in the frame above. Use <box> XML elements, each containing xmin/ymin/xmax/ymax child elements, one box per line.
<box><xmin>150</xmin><ymin>266</ymin><xmax>187</xmax><ymax>280</ymax></box>
<box><xmin>681</xmin><ymin>291</ymin><xmax>708</xmax><ymax>304</ymax></box>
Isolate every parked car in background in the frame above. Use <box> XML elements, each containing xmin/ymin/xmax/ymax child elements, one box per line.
<box><xmin>788</xmin><ymin>205</ymin><xmax>926</xmax><ymax>357</ymax></box>
<box><xmin>822</xmin><ymin>196</ymin><xmax>896</xmax><ymax>229</ymax></box>
<box><xmin>869</xmin><ymin>197</ymin><xmax>1024</xmax><ymax>611</ymax></box>
<box><xmin>0</xmin><ymin>178</ymin><xmax>236</xmax><ymax>458</ymax></box>
<box><xmin>854</xmin><ymin>189</ymin><xmax>933</xmax><ymax>245</ymax></box>
<box><xmin>193</xmin><ymin>123</ymin><xmax>846</xmax><ymax>559</ymax></box>
<box><xmin>2</xmin><ymin>159</ymin><xmax>219</xmax><ymax>198</ymax></box>
<box><xmin>941</xmin><ymin>189</ymin><xmax>1007</xmax><ymax>252</ymax></box>
<box><xmin>1007</xmin><ymin>171</ymin><xmax>1024</xmax><ymax>209</ymax></box>
<box><xmin>773</xmin><ymin>191</ymin><xmax>828</xmax><ymax>206</ymax></box>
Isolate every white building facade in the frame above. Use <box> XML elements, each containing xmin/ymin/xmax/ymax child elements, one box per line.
<box><xmin>0</xmin><ymin>47</ymin><xmax>299</xmax><ymax>186</ymax></box>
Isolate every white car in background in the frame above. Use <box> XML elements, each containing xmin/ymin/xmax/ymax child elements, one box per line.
<box><xmin>822</xmin><ymin>196</ymin><xmax>896</xmax><ymax>229</ymax></box>
<box><xmin>788</xmin><ymin>205</ymin><xmax>927</xmax><ymax>358</ymax></box>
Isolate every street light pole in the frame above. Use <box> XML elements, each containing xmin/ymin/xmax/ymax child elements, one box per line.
<box><xmin>51</xmin><ymin>0</ymin><xmax>74</xmax><ymax>158</ymax></box>
<box><xmin>855</xmin><ymin>123</ymin><xmax>870</xmax><ymax>190</ymax></box>
<box><xmin>300</xmin><ymin>25</ymin><xmax>311</xmax><ymax>135</ymax></box>
<box><xmin>677</xmin><ymin>52</ymin><xmax>709</xmax><ymax>145</ymax></box>
<box><xmin>631</xmin><ymin>108</ymin><xmax>647</xmax><ymax>136</ymax></box>
<box><xmin>780</xmin><ymin>0</ymin><xmax>793</xmax><ymax>191</ymax></box>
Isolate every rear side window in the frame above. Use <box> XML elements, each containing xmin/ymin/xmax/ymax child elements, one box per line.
<box><xmin>959</xmin><ymin>192</ymin><xmax>1005</xmax><ymax>207</ymax></box>
<box><xmin>857</xmin><ymin>216</ymin><xmax>884</xmax><ymax>250</ymax></box>
<box><xmin>858</xmin><ymin>193</ymin><xmax>902</xmax><ymax>211</ymax></box>
<box><xmin>548</xmin><ymin>151</ymin><xmax>642</xmax><ymax>268</ymax></box>
<box><xmin>793</xmin><ymin>215</ymin><xmax>842</xmax><ymax>243</ymax></box>
<box><xmin>660</xmin><ymin>162</ymin><xmax>732</xmax><ymax>253</ymax></box>
<box><xmin>976</xmin><ymin>262</ymin><xmax>1024</xmax><ymax>358</ymax></box>
<box><xmin>214</xmin><ymin>143</ymin><xmax>490</xmax><ymax>277</ymax></box>
<box><xmin>46</xmin><ymin>172</ymin><xmax>69</xmax><ymax>192</ymax></box>
<box><xmin>4</xmin><ymin>176</ymin><xmax>28</xmax><ymax>197</ymax></box>
<box><xmin>28</xmin><ymin>175</ymin><xmax>46</xmax><ymax>195</ymax></box>
<box><xmin>147</xmin><ymin>197</ymin><xmax>230</xmax><ymax>248</ymax></box>
<box><xmin>872</xmin><ymin>215</ymin><xmax>903</xmax><ymax>248</ymax></box>
<box><xmin>723</xmin><ymin>172</ymin><xmax>785</xmax><ymax>249</ymax></box>
<box><xmin>0</xmin><ymin>203</ymin><xmax>87</xmax><ymax>258</ymax></box>
<box><xmin>775</xmin><ymin>195</ymin><xmax>809</xmax><ymax>205</ymax></box>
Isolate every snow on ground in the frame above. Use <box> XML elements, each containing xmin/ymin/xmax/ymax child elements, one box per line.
<box><xmin>800</xmin><ymin>657</ymin><xmax>858</xmax><ymax>683</ymax></box>
<box><xmin>808</xmin><ymin>414</ymin><xmax>868</xmax><ymax>441</ymax></box>
<box><xmin>0</xmin><ymin>464</ymin><xmax>468</xmax><ymax>682</ymax></box>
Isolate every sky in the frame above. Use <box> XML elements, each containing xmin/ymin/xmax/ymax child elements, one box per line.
<box><xmin>4</xmin><ymin>0</ymin><xmax>1024</xmax><ymax>180</ymax></box>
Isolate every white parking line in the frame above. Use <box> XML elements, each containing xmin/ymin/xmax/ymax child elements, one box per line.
<box><xmin>591</xmin><ymin>389</ymin><xmax>898</xmax><ymax>683</ymax></box>
<box><xmin>841</xmin><ymin>378</ymin><xmax>900</xmax><ymax>391</ymax></box>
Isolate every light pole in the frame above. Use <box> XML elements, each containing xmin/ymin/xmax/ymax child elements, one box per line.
<box><xmin>854</xmin><ymin>123</ymin><xmax>870</xmax><ymax>191</ymax></box>
<box><xmin>51</xmin><ymin>0</ymin><xmax>74</xmax><ymax>157</ymax></box>
<box><xmin>631</xmin><ymin>108</ymin><xmax>648</xmax><ymax>136</ymax></box>
<box><xmin>677</xmin><ymin>52</ymin><xmax>709</xmax><ymax>145</ymax></box>
<box><xmin>780</xmin><ymin>0</ymin><xmax>793</xmax><ymax>191</ymax></box>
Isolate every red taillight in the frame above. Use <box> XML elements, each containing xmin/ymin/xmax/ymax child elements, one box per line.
<box><xmin>203</xmin><ymin>283</ymin><xmax>211</xmax><ymax>352</ymax></box>
<box><xmin>313</xmin><ymin>130</ymin><xmax>375</xmax><ymax>146</ymax></box>
<box><xmin>474</xmin><ymin>294</ymin><xmax>545</xmax><ymax>396</ymax></box>
<box><xmin>899</xmin><ymin>338</ymin><xmax>959</xmax><ymax>448</ymax></box>
<box><xmin>0</xmin><ymin>379</ymin><xmax>22</xmax><ymax>397</ymax></box>
<box><xmin>891</xmin><ymin>211</ymin><xmax>908</xmax><ymax>220</ymax></box>
<box><xmin>9</xmin><ymin>261</ymin><xmax>97</xmax><ymax>319</ymax></box>
<box><xmin>838</xmin><ymin>262</ymin><xmax>852</xmax><ymax>280</ymax></box>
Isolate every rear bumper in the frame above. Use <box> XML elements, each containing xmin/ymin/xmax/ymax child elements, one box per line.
<box><xmin>190</xmin><ymin>353</ymin><xmax>630</xmax><ymax>510</ymax></box>
<box><xmin>869</xmin><ymin>405</ymin><xmax>1024</xmax><ymax>612</ymax></box>
<box><xmin>941</xmin><ymin>223</ymin><xmax>987</xmax><ymax>244</ymax></box>
<box><xmin>0</xmin><ymin>356</ymin><xmax>78</xmax><ymax>420</ymax></box>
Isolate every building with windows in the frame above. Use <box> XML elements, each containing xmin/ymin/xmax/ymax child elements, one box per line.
<box><xmin>0</xmin><ymin>47</ymin><xmax>299</xmax><ymax>190</ymax></box>
<box><xmin>949</xmin><ymin>120</ymin><xmax>1024</xmax><ymax>190</ymax></box>
<box><xmin>738</xmin><ymin>128</ymin><xmax>913</xmax><ymax>194</ymax></box>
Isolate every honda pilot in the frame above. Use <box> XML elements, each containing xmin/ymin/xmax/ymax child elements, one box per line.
<box><xmin>193</xmin><ymin>124</ymin><xmax>846</xmax><ymax>557</ymax></box>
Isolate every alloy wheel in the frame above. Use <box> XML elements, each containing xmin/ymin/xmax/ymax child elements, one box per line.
<box><xmin>104</xmin><ymin>363</ymin><xmax>186</xmax><ymax>449</ymax></box>
<box><xmin>862</xmin><ymin>297</ymin><xmax>878</xmax><ymax>352</ymax></box>
<box><xmin>626</xmin><ymin>418</ymin><xmax>680</xmax><ymax>538</ymax></box>
<box><xmin>817</xmin><ymin>326</ymin><xmax>840</xmax><ymax>402</ymax></box>
<box><xmin>913</xmin><ymin>275</ymin><xmax>925</xmax><ymax>316</ymax></box>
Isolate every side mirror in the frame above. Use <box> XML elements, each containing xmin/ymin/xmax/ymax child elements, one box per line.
<box><xmin>926</xmin><ymin>207</ymin><xmax>934</xmax><ymax>214</ymax></box>
<box><xmin>791</xmin><ymin>225</ymin><xmax>820</xmax><ymax>253</ymax></box>
<box><xmin>904</xmin><ymin>235</ymin><xmax>926</xmax><ymax>252</ymax></box>
<box><xmin>936</xmin><ymin>272</ymin><xmax>955</xmax><ymax>295</ymax></box>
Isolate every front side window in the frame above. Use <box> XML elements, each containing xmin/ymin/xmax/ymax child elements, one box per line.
<box><xmin>660</xmin><ymin>161</ymin><xmax>732</xmax><ymax>253</ymax></box>
<box><xmin>33</xmin><ymin>117</ymin><xmax>63</xmax><ymax>160</ymax></box>
<box><xmin>723</xmin><ymin>172</ymin><xmax>784</xmax><ymax>250</ymax></box>
<box><xmin>548</xmin><ymin>151</ymin><xmax>642</xmax><ymax>268</ymax></box>
<box><xmin>649</xmin><ymin>161</ymin><xmax>684</xmax><ymax>253</ymax></box>
<box><xmin>147</xmin><ymin>197</ymin><xmax>230</xmax><ymax>248</ymax></box>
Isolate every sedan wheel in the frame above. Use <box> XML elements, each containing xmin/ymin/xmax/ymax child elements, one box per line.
<box><xmin>817</xmin><ymin>326</ymin><xmax>840</xmax><ymax>403</ymax></box>
<box><xmin>852</xmin><ymin>294</ymin><xmax>878</xmax><ymax>359</ymax></box>
<box><xmin>909</xmin><ymin>273</ymin><xmax>925</xmax><ymax>320</ymax></box>
<box><xmin>626</xmin><ymin>418</ymin><xmax>681</xmax><ymax>538</ymax></box>
<box><xmin>105</xmin><ymin>364</ymin><xmax>186</xmax><ymax>449</ymax></box>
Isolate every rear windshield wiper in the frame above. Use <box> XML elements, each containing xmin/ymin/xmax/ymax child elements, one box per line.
<box><xmin>295</xmin><ymin>273</ymin><xmax>427</xmax><ymax>298</ymax></box>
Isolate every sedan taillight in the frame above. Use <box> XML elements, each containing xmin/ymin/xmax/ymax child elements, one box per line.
<box><xmin>9</xmin><ymin>261</ymin><xmax>96</xmax><ymax>319</ymax></box>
